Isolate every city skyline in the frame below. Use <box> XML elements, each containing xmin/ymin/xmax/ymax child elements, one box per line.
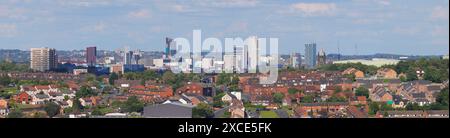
<box><xmin>0</xmin><ymin>0</ymin><xmax>449</xmax><ymax>55</ymax></box>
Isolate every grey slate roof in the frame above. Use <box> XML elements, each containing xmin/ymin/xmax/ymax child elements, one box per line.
<box><xmin>35</xmin><ymin>94</ymin><xmax>49</xmax><ymax>99</ymax></box>
<box><xmin>412</xmin><ymin>93</ymin><xmax>426</xmax><ymax>99</ymax></box>
<box><xmin>143</xmin><ymin>103</ymin><xmax>193</xmax><ymax>118</ymax></box>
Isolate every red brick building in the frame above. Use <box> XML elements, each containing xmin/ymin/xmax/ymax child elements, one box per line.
<box><xmin>129</xmin><ymin>85</ymin><xmax>173</xmax><ymax>103</ymax></box>
<box><xmin>15</xmin><ymin>92</ymin><xmax>32</xmax><ymax>104</ymax></box>
<box><xmin>176</xmin><ymin>83</ymin><xmax>203</xmax><ymax>95</ymax></box>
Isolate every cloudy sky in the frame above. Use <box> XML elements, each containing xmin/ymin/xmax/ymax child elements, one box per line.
<box><xmin>0</xmin><ymin>0</ymin><xmax>448</xmax><ymax>55</ymax></box>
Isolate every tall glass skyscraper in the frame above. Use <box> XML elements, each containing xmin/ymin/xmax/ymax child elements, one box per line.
<box><xmin>305</xmin><ymin>43</ymin><xmax>317</xmax><ymax>69</ymax></box>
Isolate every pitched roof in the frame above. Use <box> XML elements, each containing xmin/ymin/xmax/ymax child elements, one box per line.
<box><xmin>226</xmin><ymin>92</ymin><xmax>238</xmax><ymax>100</ymax></box>
<box><xmin>35</xmin><ymin>93</ymin><xmax>49</xmax><ymax>99</ymax></box>
<box><xmin>427</xmin><ymin>85</ymin><xmax>441</xmax><ymax>91</ymax></box>
<box><xmin>143</xmin><ymin>103</ymin><xmax>193</xmax><ymax>118</ymax></box>
<box><xmin>35</xmin><ymin>85</ymin><xmax>50</xmax><ymax>90</ymax></box>
<box><xmin>347</xmin><ymin>106</ymin><xmax>368</xmax><ymax>118</ymax></box>
<box><xmin>411</xmin><ymin>93</ymin><xmax>426</xmax><ymax>99</ymax></box>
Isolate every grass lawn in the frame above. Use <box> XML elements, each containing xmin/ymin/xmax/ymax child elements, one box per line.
<box><xmin>259</xmin><ymin>111</ymin><xmax>279</xmax><ymax>118</ymax></box>
<box><xmin>286</xmin><ymin>110</ymin><xmax>294</xmax><ymax>117</ymax></box>
<box><xmin>1</xmin><ymin>87</ymin><xmax>18</xmax><ymax>94</ymax></box>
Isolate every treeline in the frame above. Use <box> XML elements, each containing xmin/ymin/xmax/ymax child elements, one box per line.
<box><xmin>108</xmin><ymin>70</ymin><xmax>204</xmax><ymax>91</ymax></box>
<box><xmin>0</xmin><ymin>60</ymin><xmax>29</xmax><ymax>72</ymax></box>
<box><xmin>319</xmin><ymin>62</ymin><xmax>378</xmax><ymax>75</ymax></box>
<box><xmin>387</xmin><ymin>58</ymin><xmax>449</xmax><ymax>83</ymax></box>
<box><xmin>320</xmin><ymin>58</ymin><xmax>449</xmax><ymax>83</ymax></box>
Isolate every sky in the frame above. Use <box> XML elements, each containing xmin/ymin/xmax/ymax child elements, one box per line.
<box><xmin>0</xmin><ymin>0</ymin><xmax>449</xmax><ymax>55</ymax></box>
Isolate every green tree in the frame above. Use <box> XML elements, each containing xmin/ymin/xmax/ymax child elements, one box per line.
<box><xmin>288</xmin><ymin>88</ymin><xmax>300</xmax><ymax>95</ymax></box>
<box><xmin>86</xmin><ymin>74</ymin><xmax>96</xmax><ymax>82</ymax></box>
<box><xmin>162</xmin><ymin>71</ymin><xmax>176</xmax><ymax>84</ymax></box>
<box><xmin>7</xmin><ymin>110</ymin><xmax>24</xmax><ymax>118</ymax></box>
<box><xmin>216</xmin><ymin>72</ymin><xmax>231</xmax><ymax>86</ymax></box>
<box><xmin>0</xmin><ymin>76</ymin><xmax>11</xmax><ymax>86</ymax></box>
<box><xmin>368</xmin><ymin>102</ymin><xmax>380</xmax><ymax>115</ymax></box>
<box><xmin>76</xmin><ymin>86</ymin><xmax>96</xmax><ymax>98</ymax></box>
<box><xmin>406</xmin><ymin>69</ymin><xmax>418</xmax><ymax>81</ymax></box>
<box><xmin>343</xmin><ymin>74</ymin><xmax>356</xmax><ymax>82</ymax></box>
<box><xmin>436</xmin><ymin>87</ymin><xmax>449</xmax><ymax>108</ymax></box>
<box><xmin>71</xmin><ymin>99</ymin><xmax>84</xmax><ymax>113</ymax></box>
<box><xmin>334</xmin><ymin>86</ymin><xmax>342</xmax><ymax>93</ymax></box>
<box><xmin>380</xmin><ymin>102</ymin><xmax>393</xmax><ymax>111</ymax></box>
<box><xmin>91</xmin><ymin>108</ymin><xmax>104</xmax><ymax>116</ymax></box>
<box><xmin>326</xmin><ymin>95</ymin><xmax>346</xmax><ymax>102</ymax></box>
<box><xmin>399</xmin><ymin>75</ymin><xmax>407</xmax><ymax>82</ymax></box>
<box><xmin>44</xmin><ymin>102</ymin><xmax>61</xmax><ymax>118</ymax></box>
<box><xmin>122</xmin><ymin>96</ymin><xmax>144</xmax><ymax>113</ymax></box>
<box><xmin>192</xmin><ymin>103</ymin><xmax>214</xmax><ymax>118</ymax></box>
<box><xmin>355</xmin><ymin>87</ymin><xmax>369</xmax><ymax>98</ymax></box>
<box><xmin>109</xmin><ymin>72</ymin><xmax>119</xmax><ymax>85</ymax></box>
<box><xmin>213</xmin><ymin>92</ymin><xmax>226</xmax><ymax>107</ymax></box>
<box><xmin>32</xmin><ymin>112</ymin><xmax>48</xmax><ymax>118</ymax></box>
<box><xmin>406</xmin><ymin>103</ymin><xmax>421</xmax><ymax>110</ymax></box>
<box><xmin>0</xmin><ymin>60</ymin><xmax>29</xmax><ymax>72</ymax></box>
<box><xmin>143</xmin><ymin>70</ymin><xmax>160</xmax><ymax>81</ymax></box>
<box><xmin>301</xmin><ymin>95</ymin><xmax>315</xmax><ymax>103</ymax></box>
<box><xmin>272</xmin><ymin>93</ymin><xmax>285</xmax><ymax>104</ymax></box>
<box><xmin>64</xmin><ymin>95</ymin><xmax>70</xmax><ymax>101</ymax></box>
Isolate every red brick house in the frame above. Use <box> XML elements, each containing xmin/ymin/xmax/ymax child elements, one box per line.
<box><xmin>376</xmin><ymin>68</ymin><xmax>398</xmax><ymax>79</ymax></box>
<box><xmin>342</xmin><ymin>68</ymin><xmax>365</xmax><ymax>78</ymax></box>
<box><xmin>15</xmin><ymin>92</ymin><xmax>32</xmax><ymax>104</ymax></box>
<box><xmin>129</xmin><ymin>85</ymin><xmax>173</xmax><ymax>103</ymax></box>
<box><xmin>176</xmin><ymin>83</ymin><xmax>203</xmax><ymax>95</ymax></box>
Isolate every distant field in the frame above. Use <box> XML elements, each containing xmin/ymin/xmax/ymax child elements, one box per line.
<box><xmin>259</xmin><ymin>111</ymin><xmax>279</xmax><ymax>118</ymax></box>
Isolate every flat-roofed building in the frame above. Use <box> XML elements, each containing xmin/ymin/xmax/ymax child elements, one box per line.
<box><xmin>30</xmin><ymin>47</ymin><xmax>58</xmax><ymax>72</ymax></box>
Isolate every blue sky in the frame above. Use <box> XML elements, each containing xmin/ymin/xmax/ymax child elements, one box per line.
<box><xmin>0</xmin><ymin>0</ymin><xmax>448</xmax><ymax>55</ymax></box>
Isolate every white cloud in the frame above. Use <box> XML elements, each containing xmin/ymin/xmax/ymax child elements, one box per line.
<box><xmin>171</xmin><ymin>4</ymin><xmax>189</xmax><ymax>12</ymax></box>
<box><xmin>351</xmin><ymin>12</ymin><xmax>394</xmax><ymax>24</ymax></box>
<box><xmin>81</xmin><ymin>22</ymin><xmax>108</xmax><ymax>33</ymax></box>
<box><xmin>0</xmin><ymin>24</ymin><xmax>19</xmax><ymax>37</ymax></box>
<box><xmin>195</xmin><ymin>0</ymin><xmax>259</xmax><ymax>8</ymax></box>
<box><xmin>352</xmin><ymin>18</ymin><xmax>384</xmax><ymax>24</ymax></box>
<box><xmin>377</xmin><ymin>0</ymin><xmax>390</xmax><ymax>6</ymax></box>
<box><xmin>150</xmin><ymin>26</ymin><xmax>170</xmax><ymax>33</ymax></box>
<box><xmin>212</xmin><ymin>21</ymin><xmax>250</xmax><ymax>37</ymax></box>
<box><xmin>57</xmin><ymin>0</ymin><xmax>112</xmax><ymax>7</ymax></box>
<box><xmin>351</xmin><ymin>0</ymin><xmax>390</xmax><ymax>6</ymax></box>
<box><xmin>431</xmin><ymin>26</ymin><xmax>449</xmax><ymax>36</ymax></box>
<box><xmin>154</xmin><ymin>0</ymin><xmax>258</xmax><ymax>14</ymax></box>
<box><xmin>431</xmin><ymin>6</ymin><xmax>449</xmax><ymax>21</ymax></box>
<box><xmin>283</xmin><ymin>3</ymin><xmax>337</xmax><ymax>17</ymax></box>
<box><xmin>94</xmin><ymin>23</ymin><xmax>107</xmax><ymax>32</ymax></box>
<box><xmin>392</xmin><ymin>27</ymin><xmax>421</xmax><ymax>36</ymax></box>
<box><xmin>0</xmin><ymin>5</ymin><xmax>27</xmax><ymax>20</ymax></box>
<box><xmin>128</xmin><ymin>9</ymin><xmax>152</xmax><ymax>19</ymax></box>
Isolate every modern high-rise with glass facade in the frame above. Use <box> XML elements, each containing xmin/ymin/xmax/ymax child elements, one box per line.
<box><xmin>304</xmin><ymin>43</ymin><xmax>317</xmax><ymax>69</ymax></box>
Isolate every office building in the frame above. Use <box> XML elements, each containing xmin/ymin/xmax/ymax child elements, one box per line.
<box><xmin>165</xmin><ymin>37</ymin><xmax>177</xmax><ymax>59</ymax></box>
<box><xmin>223</xmin><ymin>54</ymin><xmax>235</xmax><ymax>73</ymax></box>
<box><xmin>86</xmin><ymin>46</ymin><xmax>97</xmax><ymax>66</ymax></box>
<box><xmin>290</xmin><ymin>52</ymin><xmax>301</xmax><ymax>68</ymax></box>
<box><xmin>234</xmin><ymin>46</ymin><xmax>245</xmax><ymax>73</ymax></box>
<box><xmin>305</xmin><ymin>43</ymin><xmax>317</xmax><ymax>69</ymax></box>
<box><xmin>246</xmin><ymin>36</ymin><xmax>258</xmax><ymax>72</ymax></box>
<box><xmin>30</xmin><ymin>47</ymin><xmax>58</xmax><ymax>72</ymax></box>
<box><xmin>133</xmin><ymin>49</ymin><xmax>142</xmax><ymax>64</ymax></box>
<box><xmin>124</xmin><ymin>51</ymin><xmax>133</xmax><ymax>65</ymax></box>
